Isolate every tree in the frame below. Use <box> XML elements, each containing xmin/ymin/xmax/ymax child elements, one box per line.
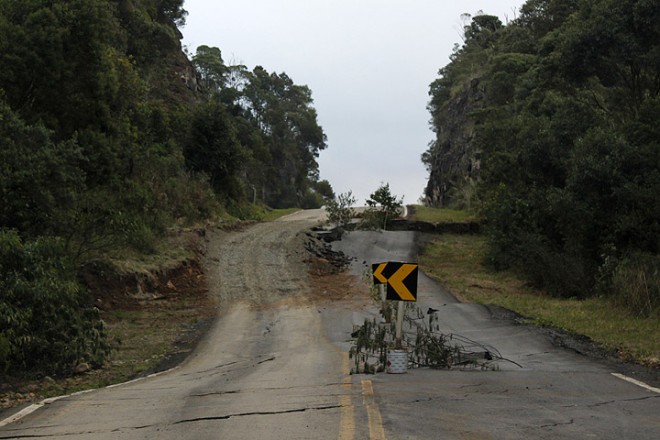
<box><xmin>193</xmin><ymin>45</ymin><xmax>227</xmax><ymax>91</ymax></box>
<box><xmin>159</xmin><ymin>0</ymin><xmax>188</xmax><ymax>26</ymax></box>
<box><xmin>184</xmin><ymin>99</ymin><xmax>247</xmax><ymax>201</ymax></box>
<box><xmin>314</xmin><ymin>180</ymin><xmax>335</xmax><ymax>202</ymax></box>
<box><xmin>0</xmin><ymin>98</ymin><xmax>84</xmax><ymax>238</ymax></box>
<box><xmin>363</xmin><ymin>183</ymin><xmax>403</xmax><ymax>230</ymax></box>
<box><xmin>547</xmin><ymin>0</ymin><xmax>660</xmax><ymax>117</ymax></box>
<box><xmin>463</xmin><ymin>14</ymin><xmax>503</xmax><ymax>48</ymax></box>
<box><xmin>240</xmin><ymin>66</ymin><xmax>328</xmax><ymax>207</ymax></box>
<box><xmin>188</xmin><ymin>52</ymin><xmax>329</xmax><ymax>209</ymax></box>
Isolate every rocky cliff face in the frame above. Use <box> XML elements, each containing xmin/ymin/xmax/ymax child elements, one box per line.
<box><xmin>423</xmin><ymin>78</ymin><xmax>485</xmax><ymax>208</ymax></box>
<box><xmin>146</xmin><ymin>26</ymin><xmax>202</xmax><ymax>107</ymax></box>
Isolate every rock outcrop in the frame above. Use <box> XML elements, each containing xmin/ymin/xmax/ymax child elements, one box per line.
<box><xmin>423</xmin><ymin>78</ymin><xmax>485</xmax><ymax>208</ymax></box>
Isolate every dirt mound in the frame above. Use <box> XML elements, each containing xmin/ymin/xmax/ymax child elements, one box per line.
<box><xmin>303</xmin><ymin>230</ymin><xmax>352</xmax><ymax>276</ymax></box>
<box><xmin>80</xmin><ymin>258</ymin><xmax>206</xmax><ymax>311</ymax></box>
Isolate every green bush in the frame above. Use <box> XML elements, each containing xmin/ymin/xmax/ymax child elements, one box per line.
<box><xmin>0</xmin><ymin>230</ymin><xmax>109</xmax><ymax>376</ymax></box>
<box><xmin>515</xmin><ymin>233</ymin><xmax>590</xmax><ymax>298</ymax></box>
<box><xmin>482</xmin><ymin>185</ymin><xmax>591</xmax><ymax>298</ymax></box>
<box><xmin>611</xmin><ymin>253</ymin><xmax>660</xmax><ymax>318</ymax></box>
<box><xmin>326</xmin><ymin>191</ymin><xmax>356</xmax><ymax>232</ymax></box>
<box><xmin>300</xmin><ymin>190</ymin><xmax>324</xmax><ymax>209</ymax></box>
<box><xmin>225</xmin><ymin>199</ymin><xmax>266</xmax><ymax>220</ymax></box>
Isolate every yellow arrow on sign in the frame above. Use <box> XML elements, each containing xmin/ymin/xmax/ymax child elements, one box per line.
<box><xmin>388</xmin><ymin>264</ymin><xmax>417</xmax><ymax>301</ymax></box>
<box><xmin>372</xmin><ymin>263</ymin><xmax>388</xmax><ymax>284</ymax></box>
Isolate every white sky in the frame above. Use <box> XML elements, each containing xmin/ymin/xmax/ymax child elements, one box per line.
<box><xmin>181</xmin><ymin>0</ymin><xmax>525</xmax><ymax>205</ymax></box>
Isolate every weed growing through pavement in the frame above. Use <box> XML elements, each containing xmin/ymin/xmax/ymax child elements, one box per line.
<box><xmin>349</xmin><ymin>280</ymin><xmax>506</xmax><ymax>374</ymax></box>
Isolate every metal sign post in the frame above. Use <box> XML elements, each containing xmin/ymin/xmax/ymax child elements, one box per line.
<box><xmin>378</xmin><ymin>284</ymin><xmax>387</xmax><ymax>322</ymax></box>
<box><xmin>395</xmin><ymin>301</ymin><xmax>404</xmax><ymax>349</ymax></box>
<box><xmin>372</xmin><ymin>261</ymin><xmax>418</xmax><ymax>348</ymax></box>
<box><xmin>371</xmin><ymin>262</ymin><xmax>418</xmax><ymax>374</ymax></box>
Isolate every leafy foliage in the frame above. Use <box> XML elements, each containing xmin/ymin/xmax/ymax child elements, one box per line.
<box><xmin>424</xmin><ymin>0</ymin><xmax>660</xmax><ymax>313</ymax></box>
<box><xmin>191</xmin><ymin>47</ymin><xmax>329</xmax><ymax>209</ymax></box>
<box><xmin>185</xmin><ymin>99</ymin><xmax>246</xmax><ymax>200</ymax></box>
<box><xmin>326</xmin><ymin>191</ymin><xmax>356</xmax><ymax>233</ymax></box>
<box><xmin>362</xmin><ymin>183</ymin><xmax>404</xmax><ymax>230</ymax></box>
<box><xmin>0</xmin><ymin>231</ymin><xmax>109</xmax><ymax>375</ymax></box>
<box><xmin>349</xmin><ymin>301</ymin><xmax>501</xmax><ymax>374</ymax></box>
<box><xmin>0</xmin><ymin>99</ymin><xmax>84</xmax><ymax>237</ymax></box>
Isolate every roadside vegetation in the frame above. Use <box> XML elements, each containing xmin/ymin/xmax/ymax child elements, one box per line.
<box><xmin>260</xmin><ymin>208</ymin><xmax>303</xmax><ymax>222</ymax></box>
<box><xmin>325</xmin><ymin>191</ymin><xmax>356</xmax><ymax>233</ymax></box>
<box><xmin>408</xmin><ymin>205</ymin><xmax>478</xmax><ymax>224</ymax></box>
<box><xmin>325</xmin><ymin>183</ymin><xmax>405</xmax><ymax>234</ymax></box>
<box><xmin>410</xmin><ymin>207</ymin><xmax>659</xmax><ymax>368</ymax></box>
<box><xmin>423</xmin><ymin>0</ymin><xmax>660</xmax><ymax>327</ymax></box>
<box><xmin>360</xmin><ymin>183</ymin><xmax>404</xmax><ymax>230</ymax></box>
<box><xmin>1</xmin><ymin>227</ymin><xmax>213</xmax><ymax>410</ymax></box>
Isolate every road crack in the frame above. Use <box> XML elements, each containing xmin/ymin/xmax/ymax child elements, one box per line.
<box><xmin>174</xmin><ymin>404</ymin><xmax>344</xmax><ymax>424</ymax></box>
<box><xmin>256</xmin><ymin>356</ymin><xmax>276</xmax><ymax>365</ymax></box>
<box><xmin>562</xmin><ymin>394</ymin><xmax>660</xmax><ymax>408</ymax></box>
<box><xmin>538</xmin><ymin>419</ymin><xmax>574</xmax><ymax>429</ymax></box>
<box><xmin>190</xmin><ymin>390</ymin><xmax>241</xmax><ymax>398</ymax></box>
<box><xmin>182</xmin><ymin>361</ymin><xmax>239</xmax><ymax>376</ymax></box>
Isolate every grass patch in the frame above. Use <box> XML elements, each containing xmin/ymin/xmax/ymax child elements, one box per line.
<box><xmin>101</xmin><ymin>294</ymin><xmax>213</xmax><ymax>380</ymax></box>
<box><xmin>261</xmin><ymin>208</ymin><xmax>302</xmax><ymax>222</ymax></box>
<box><xmin>224</xmin><ymin>203</ymin><xmax>301</xmax><ymax>222</ymax></box>
<box><xmin>419</xmin><ymin>234</ymin><xmax>660</xmax><ymax>367</ymax></box>
<box><xmin>408</xmin><ymin>205</ymin><xmax>479</xmax><ymax>224</ymax></box>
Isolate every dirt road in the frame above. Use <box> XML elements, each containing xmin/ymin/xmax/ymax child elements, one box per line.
<box><xmin>204</xmin><ymin>209</ymin><xmax>324</xmax><ymax>306</ymax></box>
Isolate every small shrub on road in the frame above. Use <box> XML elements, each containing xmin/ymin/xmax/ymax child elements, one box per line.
<box><xmin>326</xmin><ymin>191</ymin><xmax>356</xmax><ymax>233</ymax></box>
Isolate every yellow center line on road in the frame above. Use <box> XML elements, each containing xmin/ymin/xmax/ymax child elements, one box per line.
<box><xmin>362</xmin><ymin>379</ymin><xmax>387</xmax><ymax>440</ymax></box>
<box><xmin>338</xmin><ymin>352</ymin><xmax>355</xmax><ymax>440</ymax></box>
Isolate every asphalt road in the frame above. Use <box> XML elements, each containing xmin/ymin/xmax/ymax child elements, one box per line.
<box><xmin>1</xmin><ymin>212</ymin><xmax>658</xmax><ymax>439</ymax></box>
<box><xmin>333</xmin><ymin>229</ymin><xmax>660</xmax><ymax>439</ymax></box>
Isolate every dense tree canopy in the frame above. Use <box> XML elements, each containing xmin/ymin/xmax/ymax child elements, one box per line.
<box><xmin>191</xmin><ymin>46</ymin><xmax>328</xmax><ymax>208</ymax></box>
<box><xmin>424</xmin><ymin>0</ymin><xmax>659</xmax><ymax>313</ymax></box>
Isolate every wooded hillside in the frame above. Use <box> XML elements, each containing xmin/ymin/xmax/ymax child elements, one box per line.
<box><xmin>423</xmin><ymin>0</ymin><xmax>659</xmax><ymax>313</ymax></box>
<box><xmin>0</xmin><ymin>0</ymin><xmax>330</xmax><ymax>376</ymax></box>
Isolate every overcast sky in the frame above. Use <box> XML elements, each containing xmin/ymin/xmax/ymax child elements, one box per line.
<box><xmin>181</xmin><ymin>0</ymin><xmax>526</xmax><ymax>205</ymax></box>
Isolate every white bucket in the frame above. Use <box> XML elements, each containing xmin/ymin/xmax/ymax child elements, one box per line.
<box><xmin>386</xmin><ymin>349</ymin><xmax>408</xmax><ymax>374</ymax></box>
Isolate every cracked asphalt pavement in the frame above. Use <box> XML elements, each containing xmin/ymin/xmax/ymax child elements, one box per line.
<box><xmin>1</xmin><ymin>211</ymin><xmax>659</xmax><ymax>439</ymax></box>
<box><xmin>332</xmin><ymin>229</ymin><xmax>660</xmax><ymax>439</ymax></box>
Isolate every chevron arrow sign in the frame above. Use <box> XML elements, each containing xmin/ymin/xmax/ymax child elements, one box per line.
<box><xmin>371</xmin><ymin>262</ymin><xmax>418</xmax><ymax>301</ymax></box>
